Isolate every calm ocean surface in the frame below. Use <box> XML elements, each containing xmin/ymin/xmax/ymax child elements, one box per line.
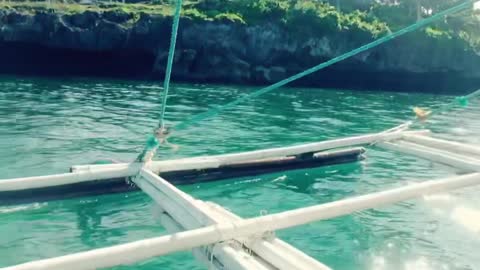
<box><xmin>1</xmin><ymin>76</ymin><xmax>479</xmax><ymax>269</ymax></box>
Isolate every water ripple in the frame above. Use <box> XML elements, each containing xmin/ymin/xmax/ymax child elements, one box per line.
<box><xmin>1</xmin><ymin>76</ymin><xmax>479</xmax><ymax>269</ymax></box>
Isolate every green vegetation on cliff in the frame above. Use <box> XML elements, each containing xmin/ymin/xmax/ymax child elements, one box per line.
<box><xmin>0</xmin><ymin>1</ymin><xmax>171</xmax><ymax>16</ymax></box>
<box><xmin>183</xmin><ymin>0</ymin><xmax>390</xmax><ymax>40</ymax></box>
<box><xmin>1</xmin><ymin>0</ymin><xmax>479</xmax><ymax>50</ymax></box>
<box><xmin>369</xmin><ymin>0</ymin><xmax>480</xmax><ymax>51</ymax></box>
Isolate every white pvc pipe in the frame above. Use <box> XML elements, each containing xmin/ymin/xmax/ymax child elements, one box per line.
<box><xmin>157</xmin><ymin>212</ymin><xmax>181</xmax><ymax>233</ymax></box>
<box><xmin>155</xmin><ymin>210</ymin><xmax>215</xmax><ymax>266</ymax></box>
<box><xmin>157</xmin><ymin>211</ymin><xmax>269</xmax><ymax>270</ymax></box>
<box><xmin>135</xmin><ymin>178</ymin><xmax>203</xmax><ymax>229</ymax></box>
<box><xmin>143</xmin><ymin>169</ymin><xmax>330</xmax><ymax>270</ymax></box>
<box><xmin>71</xmin><ymin>130</ymin><xmax>429</xmax><ymax>174</ymax></box>
<box><xmin>7</xmin><ymin>172</ymin><xmax>480</xmax><ymax>270</ymax></box>
<box><xmin>150</xmin><ymin>130</ymin><xmax>429</xmax><ymax>172</ymax></box>
<box><xmin>141</xmin><ymin>175</ymin><xmax>271</xmax><ymax>270</ymax></box>
<box><xmin>142</xmin><ymin>170</ymin><xmax>331</xmax><ymax>270</ymax></box>
<box><xmin>138</xmin><ymin>169</ymin><xmax>212</xmax><ymax>226</ymax></box>
<box><xmin>141</xmin><ymin>171</ymin><xmax>288</xmax><ymax>269</ymax></box>
<box><xmin>157</xmin><ymin>210</ymin><xmax>222</xmax><ymax>269</ymax></box>
<box><xmin>2</xmin><ymin>130</ymin><xmax>424</xmax><ymax>192</ymax></box>
<box><xmin>378</xmin><ymin>141</ymin><xmax>480</xmax><ymax>172</ymax></box>
<box><xmin>140</xmin><ymin>171</ymin><xmax>327</xmax><ymax>270</ymax></box>
<box><xmin>0</xmin><ymin>165</ymin><xmax>139</xmax><ymax>192</ymax></box>
<box><xmin>213</xmin><ymin>245</ymin><xmax>274</xmax><ymax>270</ymax></box>
<box><xmin>148</xmin><ymin>130</ymin><xmax>429</xmax><ymax>172</ymax></box>
<box><xmin>205</xmin><ymin>202</ymin><xmax>332</xmax><ymax>270</ymax></box>
<box><xmin>402</xmin><ymin>134</ymin><xmax>480</xmax><ymax>158</ymax></box>
<box><xmin>204</xmin><ymin>130</ymin><xmax>398</xmax><ymax>170</ymax></box>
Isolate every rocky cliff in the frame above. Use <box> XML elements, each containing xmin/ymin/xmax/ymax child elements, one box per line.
<box><xmin>1</xmin><ymin>8</ymin><xmax>480</xmax><ymax>93</ymax></box>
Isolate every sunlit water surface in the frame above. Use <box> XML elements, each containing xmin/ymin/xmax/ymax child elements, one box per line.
<box><xmin>1</xmin><ymin>76</ymin><xmax>479</xmax><ymax>269</ymax></box>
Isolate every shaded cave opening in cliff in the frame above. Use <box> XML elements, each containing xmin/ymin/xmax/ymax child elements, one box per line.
<box><xmin>1</xmin><ymin>42</ymin><xmax>479</xmax><ymax>94</ymax></box>
<box><xmin>0</xmin><ymin>42</ymin><xmax>156</xmax><ymax>78</ymax></box>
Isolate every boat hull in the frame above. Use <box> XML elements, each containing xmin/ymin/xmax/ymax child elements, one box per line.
<box><xmin>0</xmin><ymin>147</ymin><xmax>365</xmax><ymax>205</ymax></box>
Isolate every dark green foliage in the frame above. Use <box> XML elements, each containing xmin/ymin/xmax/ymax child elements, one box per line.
<box><xmin>190</xmin><ymin>0</ymin><xmax>389</xmax><ymax>42</ymax></box>
<box><xmin>370</xmin><ymin>0</ymin><xmax>480</xmax><ymax>50</ymax></box>
<box><xmin>2</xmin><ymin>0</ymin><xmax>479</xmax><ymax>51</ymax></box>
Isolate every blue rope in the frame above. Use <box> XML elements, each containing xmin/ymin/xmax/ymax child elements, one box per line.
<box><xmin>159</xmin><ymin>0</ymin><xmax>183</xmax><ymax>129</ymax></box>
<box><xmin>174</xmin><ymin>0</ymin><xmax>475</xmax><ymax>132</ymax></box>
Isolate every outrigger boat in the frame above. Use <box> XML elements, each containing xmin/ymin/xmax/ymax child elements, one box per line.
<box><xmin>2</xmin><ymin>1</ymin><xmax>480</xmax><ymax>269</ymax></box>
<box><xmin>3</xmin><ymin>127</ymin><xmax>480</xmax><ymax>270</ymax></box>
<box><xmin>0</xmin><ymin>142</ymin><xmax>366</xmax><ymax>205</ymax></box>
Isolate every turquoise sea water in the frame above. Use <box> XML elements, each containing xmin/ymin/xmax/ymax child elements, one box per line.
<box><xmin>1</xmin><ymin>76</ymin><xmax>480</xmax><ymax>269</ymax></box>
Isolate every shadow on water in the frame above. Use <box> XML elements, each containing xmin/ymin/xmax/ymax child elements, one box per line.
<box><xmin>64</xmin><ymin>191</ymin><xmax>161</xmax><ymax>249</ymax></box>
<box><xmin>74</xmin><ymin>200</ymin><xmax>105</xmax><ymax>247</ymax></box>
<box><xmin>274</xmin><ymin>162</ymin><xmax>365</xmax><ymax>198</ymax></box>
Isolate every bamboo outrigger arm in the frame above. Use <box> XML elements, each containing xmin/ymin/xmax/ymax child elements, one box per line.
<box><xmin>72</xmin><ymin>130</ymin><xmax>428</xmax><ymax>174</ymax></box>
<box><xmin>5</xmin><ymin>172</ymin><xmax>480</xmax><ymax>270</ymax></box>
<box><xmin>0</xmin><ymin>130</ymin><xmax>426</xmax><ymax>198</ymax></box>
<box><xmin>4</xmin><ymin>128</ymin><xmax>480</xmax><ymax>270</ymax></box>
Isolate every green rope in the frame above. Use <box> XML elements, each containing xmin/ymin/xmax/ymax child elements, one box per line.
<box><xmin>174</xmin><ymin>0</ymin><xmax>475</xmax><ymax>132</ymax></box>
<box><xmin>398</xmin><ymin>88</ymin><xmax>480</xmax><ymax>130</ymax></box>
<box><xmin>135</xmin><ymin>0</ymin><xmax>182</xmax><ymax>162</ymax></box>
<box><xmin>429</xmin><ymin>88</ymin><xmax>480</xmax><ymax>115</ymax></box>
<box><xmin>372</xmin><ymin>87</ymin><xmax>480</xmax><ymax>138</ymax></box>
<box><xmin>159</xmin><ymin>0</ymin><xmax>183</xmax><ymax>129</ymax></box>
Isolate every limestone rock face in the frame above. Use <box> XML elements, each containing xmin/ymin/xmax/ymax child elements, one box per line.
<box><xmin>1</xmin><ymin>9</ymin><xmax>479</xmax><ymax>93</ymax></box>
